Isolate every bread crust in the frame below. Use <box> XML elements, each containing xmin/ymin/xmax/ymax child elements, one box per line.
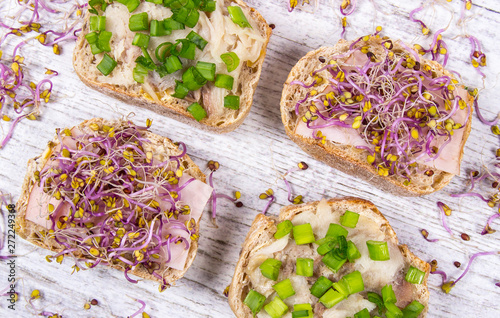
<box><xmin>280</xmin><ymin>39</ymin><xmax>473</xmax><ymax>196</ymax></box>
<box><xmin>73</xmin><ymin>0</ymin><xmax>272</xmax><ymax>133</ymax></box>
<box><xmin>228</xmin><ymin>198</ymin><xmax>430</xmax><ymax>317</ymax></box>
<box><xmin>15</xmin><ymin>118</ymin><xmax>206</xmax><ymax>287</ymax></box>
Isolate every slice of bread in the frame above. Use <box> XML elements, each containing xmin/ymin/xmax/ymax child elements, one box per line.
<box><xmin>280</xmin><ymin>37</ymin><xmax>473</xmax><ymax>196</ymax></box>
<box><xmin>73</xmin><ymin>0</ymin><xmax>272</xmax><ymax>133</ymax></box>
<box><xmin>228</xmin><ymin>198</ymin><xmax>430</xmax><ymax>317</ymax></box>
<box><xmin>15</xmin><ymin>118</ymin><xmax>208</xmax><ymax>288</ymax></box>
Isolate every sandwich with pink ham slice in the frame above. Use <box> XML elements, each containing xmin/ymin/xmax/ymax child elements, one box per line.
<box><xmin>15</xmin><ymin>118</ymin><xmax>213</xmax><ymax>291</ymax></box>
<box><xmin>280</xmin><ymin>35</ymin><xmax>473</xmax><ymax>196</ymax></box>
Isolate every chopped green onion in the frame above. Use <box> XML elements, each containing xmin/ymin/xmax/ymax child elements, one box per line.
<box><xmin>314</xmin><ymin>236</ymin><xmax>336</xmax><ymax>246</ymax></box>
<box><xmin>164</xmin><ymin>18</ymin><xmax>185</xmax><ymax>30</ymax></box>
<box><xmin>97</xmin><ymin>54</ymin><xmax>117</xmax><ymax>76</ymax></box>
<box><xmin>332</xmin><ymin>280</ymin><xmax>349</xmax><ymax>298</ymax></box>
<box><xmin>293</xmin><ymin>304</ymin><xmax>312</xmax><ymax>318</ymax></box>
<box><xmin>85</xmin><ymin>32</ymin><xmax>98</xmax><ymax>44</ymax></box>
<box><xmin>317</xmin><ymin>240</ymin><xmax>336</xmax><ymax>256</ymax></box>
<box><xmin>318</xmin><ymin>288</ymin><xmax>345</xmax><ymax>308</ymax></box>
<box><xmin>309</xmin><ymin>276</ymin><xmax>333</xmax><ymax>298</ymax></box>
<box><xmin>346</xmin><ymin>241</ymin><xmax>361</xmax><ymax>262</ymax></box>
<box><xmin>366</xmin><ymin>240</ymin><xmax>390</xmax><ymax>261</ymax></box>
<box><xmin>155</xmin><ymin>42</ymin><xmax>174</xmax><ymax>63</ymax></box>
<box><xmin>340</xmin><ymin>210</ymin><xmax>360</xmax><ymax>228</ymax></box>
<box><xmin>259</xmin><ymin>258</ymin><xmax>282</xmax><ymax>281</ymax></box>
<box><xmin>292</xmin><ymin>311</ymin><xmax>309</xmax><ymax>318</ymax></box>
<box><xmin>292</xmin><ymin>223</ymin><xmax>315</xmax><ymax>245</ymax></box>
<box><xmin>228</xmin><ymin>5</ymin><xmax>252</xmax><ymax>28</ymax></box>
<box><xmin>367</xmin><ymin>291</ymin><xmax>385</xmax><ymax>314</ymax></box>
<box><xmin>273</xmin><ymin>279</ymin><xmax>295</xmax><ymax>300</ymax></box>
<box><xmin>405</xmin><ymin>266</ymin><xmax>425</xmax><ymax>284</ymax></box>
<box><xmin>224</xmin><ymin>95</ymin><xmax>240</xmax><ymax>110</ymax></box>
<box><xmin>381</xmin><ymin>284</ymin><xmax>397</xmax><ymax>304</ymax></box>
<box><xmin>187</xmin><ymin>102</ymin><xmax>207</xmax><ymax>121</ymax></box>
<box><xmin>244</xmin><ymin>290</ymin><xmax>266</xmax><ymax>315</ymax></box>
<box><xmin>342</xmin><ymin>271</ymin><xmax>364</xmax><ymax>294</ymax></box>
<box><xmin>136</xmin><ymin>52</ymin><xmax>156</xmax><ymax>70</ymax></box>
<box><xmin>165</xmin><ymin>55</ymin><xmax>183</xmax><ymax>74</ymax></box>
<box><xmin>133</xmin><ymin>64</ymin><xmax>150</xmax><ymax>83</ymax></box>
<box><xmin>145</xmin><ymin>0</ymin><xmax>163</xmax><ymax>3</ymax></box>
<box><xmin>89</xmin><ymin>16</ymin><xmax>106</xmax><ymax>32</ymax></box>
<box><xmin>90</xmin><ymin>43</ymin><xmax>103</xmax><ymax>55</ymax></box>
<box><xmin>264</xmin><ymin>297</ymin><xmax>289</xmax><ymax>318</ymax></box>
<box><xmin>150</xmin><ymin>19</ymin><xmax>172</xmax><ymax>36</ymax></box>
<box><xmin>214</xmin><ymin>74</ymin><xmax>234</xmax><ymax>90</ymax></box>
<box><xmin>168</xmin><ymin>0</ymin><xmax>189</xmax><ymax>9</ymax></box>
<box><xmin>129</xmin><ymin>12</ymin><xmax>149</xmax><ymax>31</ymax></box>
<box><xmin>199</xmin><ymin>0</ymin><xmax>216</xmax><ymax>12</ymax></box>
<box><xmin>172</xmin><ymin>7</ymin><xmax>200</xmax><ymax>28</ymax></box>
<box><xmin>401</xmin><ymin>300</ymin><xmax>425</xmax><ymax>318</ymax></box>
<box><xmin>274</xmin><ymin>220</ymin><xmax>293</xmax><ymax>239</ymax></box>
<box><xmin>337</xmin><ymin>235</ymin><xmax>348</xmax><ymax>259</ymax></box>
<box><xmin>326</xmin><ymin>224</ymin><xmax>348</xmax><ymax>239</ymax></box>
<box><xmin>182</xmin><ymin>66</ymin><xmax>207</xmax><ymax>91</ymax></box>
<box><xmin>172</xmin><ymin>80</ymin><xmax>189</xmax><ymax>99</ymax></box>
<box><xmin>97</xmin><ymin>31</ymin><xmax>112</xmax><ymax>52</ymax></box>
<box><xmin>195</xmin><ymin>61</ymin><xmax>216</xmax><ymax>81</ymax></box>
<box><xmin>132</xmin><ymin>33</ymin><xmax>150</xmax><ymax>48</ymax></box>
<box><xmin>176</xmin><ymin>40</ymin><xmax>196</xmax><ymax>60</ymax></box>
<box><xmin>187</xmin><ymin>31</ymin><xmax>208</xmax><ymax>50</ymax></box>
<box><xmin>354</xmin><ymin>308</ymin><xmax>370</xmax><ymax>318</ymax></box>
<box><xmin>296</xmin><ymin>258</ymin><xmax>313</xmax><ymax>277</ymax></box>
<box><xmin>221</xmin><ymin>52</ymin><xmax>240</xmax><ymax>72</ymax></box>
<box><xmin>385</xmin><ymin>302</ymin><xmax>403</xmax><ymax>318</ymax></box>
<box><xmin>322</xmin><ymin>250</ymin><xmax>346</xmax><ymax>272</ymax></box>
<box><xmin>116</xmin><ymin>0</ymin><xmax>140</xmax><ymax>12</ymax></box>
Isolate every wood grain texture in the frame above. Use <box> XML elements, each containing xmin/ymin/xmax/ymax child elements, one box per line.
<box><xmin>0</xmin><ymin>0</ymin><xmax>499</xmax><ymax>317</ymax></box>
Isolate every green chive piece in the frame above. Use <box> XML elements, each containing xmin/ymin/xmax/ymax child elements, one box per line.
<box><xmin>259</xmin><ymin>258</ymin><xmax>282</xmax><ymax>281</ymax></box>
<box><xmin>367</xmin><ymin>291</ymin><xmax>385</xmax><ymax>315</ymax></box>
<box><xmin>264</xmin><ymin>297</ymin><xmax>289</xmax><ymax>318</ymax></box>
<box><xmin>145</xmin><ymin>0</ymin><xmax>163</xmax><ymax>4</ymax></box>
<box><xmin>133</xmin><ymin>64</ymin><xmax>150</xmax><ymax>83</ymax></box>
<box><xmin>89</xmin><ymin>16</ymin><xmax>106</xmax><ymax>32</ymax></box>
<box><xmin>318</xmin><ymin>288</ymin><xmax>345</xmax><ymax>308</ymax></box>
<box><xmin>317</xmin><ymin>240</ymin><xmax>336</xmax><ymax>256</ymax></box>
<box><xmin>195</xmin><ymin>61</ymin><xmax>216</xmax><ymax>81</ymax></box>
<box><xmin>354</xmin><ymin>308</ymin><xmax>370</xmax><ymax>318</ymax></box>
<box><xmin>221</xmin><ymin>52</ymin><xmax>240</xmax><ymax>72</ymax></box>
<box><xmin>177</xmin><ymin>40</ymin><xmax>196</xmax><ymax>60</ymax></box>
<box><xmin>292</xmin><ymin>310</ymin><xmax>309</xmax><ymax>318</ymax></box>
<box><xmin>292</xmin><ymin>304</ymin><xmax>312</xmax><ymax>318</ymax></box>
<box><xmin>172</xmin><ymin>80</ymin><xmax>189</xmax><ymax>99</ymax></box>
<box><xmin>332</xmin><ymin>279</ymin><xmax>349</xmax><ymax>298</ymax></box>
<box><xmin>326</xmin><ymin>224</ymin><xmax>348</xmax><ymax>239</ymax></box>
<box><xmin>342</xmin><ymin>270</ymin><xmax>364</xmax><ymax>294</ymax></box>
<box><xmin>129</xmin><ymin>12</ymin><xmax>149</xmax><ymax>31</ymax></box>
<box><xmin>322</xmin><ymin>250</ymin><xmax>346</xmax><ymax>273</ymax></box>
<box><xmin>405</xmin><ymin>266</ymin><xmax>425</xmax><ymax>284</ymax></box>
<box><xmin>97</xmin><ymin>54</ymin><xmax>117</xmax><ymax>76</ymax></box>
<box><xmin>200</xmin><ymin>0</ymin><xmax>216</xmax><ymax>12</ymax></box>
<box><xmin>224</xmin><ymin>95</ymin><xmax>240</xmax><ymax>110</ymax></box>
<box><xmin>274</xmin><ymin>220</ymin><xmax>293</xmax><ymax>239</ymax></box>
<box><xmin>97</xmin><ymin>31</ymin><xmax>112</xmax><ymax>52</ymax></box>
<box><xmin>366</xmin><ymin>240</ymin><xmax>390</xmax><ymax>261</ymax></box>
<box><xmin>243</xmin><ymin>290</ymin><xmax>266</xmax><ymax>315</ymax></box>
<box><xmin>187</xmin><ymin>31</ymin><xmax>208</xmax><ymax>50</ymax></box>
<box><xmin>214</xmin><ymin>74</ymin><xmax>234</xmax><ymax>90</ymax></box>
<box><xmin>346</xmin><ymin>241</ymin><xmax>361</xmax><ymax>262</ymax></box>
<box><xmin>296</xmin><ymin>258</ymin><xmax>313</xmax><ymax>277</ymax></box>
<box><xmin>227</xmin><ymin>5</ymin><xmax>252</xmax><ymax>28</ymax></box>
<box><xmin>381</xmin><ymin>284</ymin><xmax>397</xmax><ymax>304</ymax></box>
<box><xmin>90</xmin><ymin>43</ymin><xmax>103</xmax><ymax>55</ymax></box>
<box><xmin>163</xmin><ymin>18</ymin><xmax>185</xmax><ymax>30</ymax></box>
<box><xmin>340</xmin><ymin>210</ymin><xmax>360</xmax><ymax>228</ymax></box>
<box><xmin>292</xmin><ymin>223</ymin><xmax>315</xmax><ymax>245</ymax></box>
<box><xmin>155</xmin><ymin>42</ymin><xmax>174</xmax><ymax>63</ymax></box>
<box><xmin>385</xmin><ymin>302</ymin><xmax>403</xmax><ymax>318</ymax></box>
<box><xmin>116</xmin><ymin>0</ymin><xmax>140</xmax><ymax>12</ymax></box>
<box><xmin>165</xmin><ymin>55</ymin><xmax>183</xmax><ymax>74</ymax></box>
<box><xmin>150</xmin><ymin>19</ymin><xmax>172</xmax><ymax>36</ymax></box>
<box><xmin>167</xmin><ymin>0</ymin><xmax>189</xmax><ymax>9</ymax></box>
<box><xmin>132</xmin><ymin>33</ymin><xmax>150</xmax><ymax>48</ymax></box>
<box><xmin>314</xmin><ymin>236</ymin><xmax>336</xmax><ymax>246</ymax></box>
<box><xmin>187</xmin><ymin>102</ymin><xmax>207</xmax><ymax>121</ymax></box>
<box><xmin>172</xmin><ymin>7</ymin><xmax>199</xmax><ymax>28</ymax></box>
<box><xmin>310</xmin><ymin>276</ymin><xmax>333</xmax><ymax>298</ymax></box>
<box><xmin>272</xmin><ymin>278</ymin><xmax>295</xmax><ymax>300</ymax></box>
<box><xmin>85</xmin><ymin>31</ymin><xmax>98</xmax><ymax>44</ymax></box>
<box><xmin>182</xmin><ymin>66</ymin><xmax>207</xmax><ymax>91</ymax></box>
<box><xmin>401</xmin><ymin>300</ymin><xmax>425</xmax><ymax>318</ymax></box>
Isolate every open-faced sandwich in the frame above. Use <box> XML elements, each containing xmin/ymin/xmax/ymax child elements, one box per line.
<box><xmin>73</xmin><ymin>0</ymin><xmax>272</xmax><ymax>132</ymax></box>
<box><xmin>280</xmin><ymin>35</ymin><xmax>473</xmax><ymax>196</ymax></box>
<box><xmin>15</xmin><ymin>118</ymin><xmax>213</xmax><ymax>290</ymax></box>
<box><xmin>229</xmin><ymin>198</ymin><xmax>430</xmax><ymax>317</ymax></box>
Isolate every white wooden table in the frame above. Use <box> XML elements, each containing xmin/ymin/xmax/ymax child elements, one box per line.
<box><xmin>0</xmin><ymin>0</ymin><xmax>499</xmax><ymax>317</ymax></box>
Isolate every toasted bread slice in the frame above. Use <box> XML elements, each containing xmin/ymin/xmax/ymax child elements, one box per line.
<box><xmin>15</xmin><ymin>118</ymin><xmax>210</xmax><ymax>288</ymax></box>
<box><xmin>73</xmin><ymin>0</ymin><xmax>272</xmax><ymax>133</ymax></box>
<box><xmin>229</xmin><ymin>198</ymin><xmax>430</xmax><ymax>317</ymax></box>
<box><xmin>280</xmin><ymin>38</ymin><xmax>473</xmax><ymax>196</ymax></box>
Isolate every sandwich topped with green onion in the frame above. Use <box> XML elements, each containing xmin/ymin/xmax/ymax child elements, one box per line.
<box><xmin>280</xmin><ymin>34</ymin><xmax>474</xmax><ymax>196</ymax></box>
<box><xmin>15</xmin><ymin>118</ymin><xmax>213</xmax><ymax>291</ymax></box>
<box><xmin>73</xmin><ymin>0</ymin><xmax>272</xmax><ymax>132</ymax></box>
<box><xmin>228</xmin><ymin>198</ymin><xmax>430</xmax><ymax>318</ymax></box>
